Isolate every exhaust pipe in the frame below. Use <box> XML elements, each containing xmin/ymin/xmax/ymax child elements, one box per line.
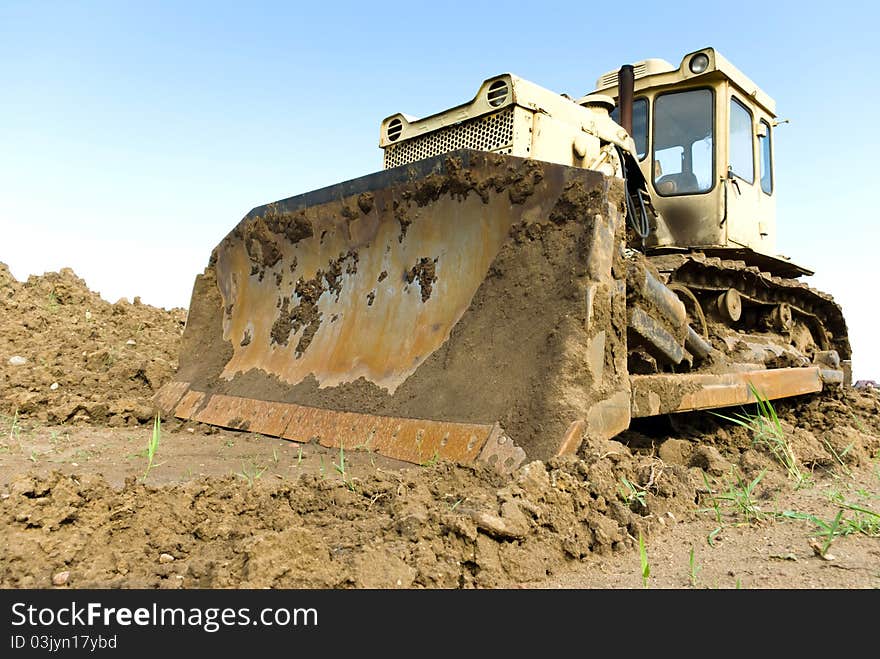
<box><xmin>617</xmin><ymin>64</ymin><xmax>634</xmax><ymax>136</ymax></box>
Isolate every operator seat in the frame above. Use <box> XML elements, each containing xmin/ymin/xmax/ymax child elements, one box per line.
<box><xmin>656</xmin><ymin>172</ymin><xmax>700</xmax><ymax>195</ymax></box>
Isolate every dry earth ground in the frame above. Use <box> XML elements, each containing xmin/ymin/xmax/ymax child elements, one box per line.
<box><xmin>1</xmin><ymin>264</ymin><xmax>878</xmax><ymax>589</ymax></box>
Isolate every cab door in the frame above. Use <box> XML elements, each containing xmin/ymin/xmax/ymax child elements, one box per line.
<box><xmin>724</xmin><ymin>94</ymin><xmax>767</xmax><ymax>250</ymax></box>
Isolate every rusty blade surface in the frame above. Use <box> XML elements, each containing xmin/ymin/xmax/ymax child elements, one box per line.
<box><xmin>630</xmin><ymin>367</ymin><xmax>824</xmax><ymax>417</ymax></box>
<box><xmin>174</xmin><ymin>389</ymin><xmax>207</xmax><ymax>420</ymax></box>
<box><xmin>284</xmin><ymin>407</ymin><xmax>495</xmax><ymax>466</ymax></box>
<box><xmin>152</xmin><ymin>381</ymin><xmax>190</xmax><ymax>417</ymax></box>
<box><xmin>211</xmin><ymin>152</ymin><xmax>557</xmax><ymax>395</ymax></box>
<box><xmin>193</xmin><ymin>394</ymin><xmax>297</xmax><ymax>436</ymax></box>
<box><xmin>157</xmin><ymin>382</ymin><xmax>512</xmax><ymax>468</ymax></box>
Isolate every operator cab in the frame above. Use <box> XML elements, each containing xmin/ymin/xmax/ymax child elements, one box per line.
<box><xmin>592</xmin><ymin>48</ymin><xmax>805</xmax><ymax>277</ymax></box>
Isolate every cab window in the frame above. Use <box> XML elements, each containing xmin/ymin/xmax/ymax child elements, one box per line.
<box><xmin>652</xmin><ymin>88</ymin><xmax>714</xmax><ymax>196</ymax></box>
<box><xmin>758</xmin><ymin>119</ymin><xmax>773</xmax><ymax>194</ymax></box>
<box><xmin>729</xmin><ymin>97</ymin><xmax>754</xmax><ymax>183</ymax></box>
<box><xmin>611</xmin><ymin>98</ymin><xmax>648</xmax><ymax>159</ymax></box>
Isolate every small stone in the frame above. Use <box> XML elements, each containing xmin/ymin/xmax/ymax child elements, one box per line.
<box><xmin>809</xmin><ymin>539</ymin><xmax>835</xmax><ymax>561</ymax></box>
<box><xmin>159</xmin><ymin>553</ymin><xmax>175</xmax><ymax>564</ymax></box>
<box><xmin>470</xmin><ymin>503</ymin><xmax>529</xmax><ymax>539</ymax></box>
<box><xmin>8</xmin><ymin>356</ymin><xmax>27</xmax><ymax>366</ymax></box>
<box><xmin>84</xmin><ymin>310</ymin><xmax>92</xmax><ymax>320</ymax></box>
<box><xmin>50</xmin><ymin>382</ymin><xmax>60</xmax><ymax>391</ymax></box>
<box><xmin>52</xmin><ymin>571</ymin><xmax>70</xmax><ymax>586</ymax></box>
<box><xmin>126</xmin><ymin>339</ymin><xmax>136</xmax><ymax>346</ymax></box>
<box><xmin>770</xmin><ymin>552</ymin><xmax>797</xmax><ymax>561</ymax></box>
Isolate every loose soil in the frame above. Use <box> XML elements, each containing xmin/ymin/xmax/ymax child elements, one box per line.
<box><xmin>1</xmin><ymin>263</ymin><xmax>878</xmax><ymax>589</ymax></box>
<box><xmin>0</xmin><ymin>263</ymin><xmax>186</xmax><ymax>426</ymax></box>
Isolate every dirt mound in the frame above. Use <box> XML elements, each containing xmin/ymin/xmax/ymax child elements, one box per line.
<box><xmin>0</xmin><ymin>263</ymin><xmax>186</xmax><ymax>426</ymax></box>
<box><xmin>1</xmin><ymin>386</ymin><xmax>877</xmax><ymax>589</ymax></box>
<box><xmin>1</xmin><ymin>437</ymin><xmax>697</xmax><ymax>589</ymax></box>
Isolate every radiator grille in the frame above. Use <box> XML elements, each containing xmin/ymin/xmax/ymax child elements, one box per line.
<box><xmin>383</xmin><ymin>107</ymin><xmax>515</xmax><ymax>169</ymax></box>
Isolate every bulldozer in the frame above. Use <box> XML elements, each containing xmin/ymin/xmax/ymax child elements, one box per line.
<box><xmin>155</xmin><ymin>47</ymin><xmax>850</xmax><ymax>473</ymax></box>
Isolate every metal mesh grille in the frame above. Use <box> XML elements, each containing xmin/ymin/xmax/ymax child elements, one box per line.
<box><xmin>383</xmin><ymin>107</ymin><xmax>515</xmax><ymax>169</ymax></box>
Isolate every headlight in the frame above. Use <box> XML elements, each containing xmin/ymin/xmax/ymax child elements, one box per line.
<box><xmin>689</xmin><ymin>53</ymin><xmax>710</xmax><ymax>74</ymax></box>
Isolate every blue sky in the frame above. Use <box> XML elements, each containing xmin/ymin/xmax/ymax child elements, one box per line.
<box><xmin>2</xmin><ymin>1</ymin><xmax>877</xmax><ymax>379</ymax></box>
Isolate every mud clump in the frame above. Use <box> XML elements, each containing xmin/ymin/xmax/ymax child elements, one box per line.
<box><xmin>506</xmin><ymin>160</ymin><xmax>544</xmax><ymax>204</ymax></box>
<box><xmin>242</xmin><ymin>206</ymin><xmax>314</xmax><ymax>281</ymax></box>
<box><xmin>268</xmin><ymin>251</ymin><xmax>359</xmax><ymax>355</ymax></box>
<box><xmin>509</xmin><ymin>177</ymin><xmax>602</xmax><ymax>244</ymax></box>
<box><xmin>324</xmin><ymin>250</ymin><xmax>359</xmax><ymax>297</ymax></box>
<box><xmin>270</xmin><ymin>277</ymin><xmax>324</xmax><ymax>356</ymax></box>
<box><xmin>408</xmin><ymin>157</ymin><xmax>481</xmax><ymax>207</ymax></box>
<box><xmin>0</xmin><ymin>263</ymin><xmax>186</xmax><ymax>425</ymax></box>
<box><xmin>405</xmin><ymin>257</ymin><xmax>438</xmax><ymax>303</ymax></box>
<box><xmin>357</xmin><ymin>192</ymin><xmax>375</xmax><ymax>215</ymax></box>
<box><xmin>548</xmin><ymin>180</ymin><xmax>603</xmax><ymax>225</ymax></box>
<box><xmin>262</xmin><ymin>205</ymin><xmax>313</xmax><ymax>245</ymax></box>
<box><xmin>244</xmin><ymin>216</ymin><xmax>283</xmax><ymax>270</ymax></box>
<box><xmin>404</xmin><ymin>155</ymin><xmax>545</xmax><ymax>210</ymax></box>
<box><xmin>393</xmin><ymin>200</ymin><xmax>412</xmax><ymax>243</ymax></box>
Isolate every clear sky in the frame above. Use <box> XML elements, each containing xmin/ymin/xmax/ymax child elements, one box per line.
<box><xmin>2</xmin><ymin>1</ymin><xmax>877</xmax><ymax>380</ymax></box>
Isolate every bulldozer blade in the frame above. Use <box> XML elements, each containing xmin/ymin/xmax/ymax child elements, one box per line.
<box><xmin>156</xmin><ymin>150</ymin><xmax>632</xmax><ymax>470</ymax></box>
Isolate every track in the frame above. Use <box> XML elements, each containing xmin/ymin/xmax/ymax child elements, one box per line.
<box><xmin>647</xmin><ymin>252</ymin><xmax>851</xmax><ymax>364</ymax></box>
